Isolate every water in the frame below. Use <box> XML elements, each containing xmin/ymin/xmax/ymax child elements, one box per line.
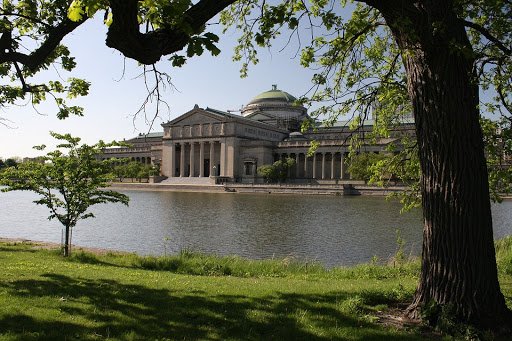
<box><xmin>1</xmin><ymin>189</ymin><xmax>511</xmax><ymax>267</ymax></box>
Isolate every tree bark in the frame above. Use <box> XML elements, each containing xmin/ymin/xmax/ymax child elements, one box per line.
<box><xmin>368</xmin><ymin>0</ymin><xmax>512</xmax><ymax>331</ymax></box>
<box><xmin>63</xmin><ymin>224</ymin><xmax>70</xmax><ymax>257</ymax></box>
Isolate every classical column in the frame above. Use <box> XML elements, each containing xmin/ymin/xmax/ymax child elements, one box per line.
<box><xmin>321</xmin><ymin>152</ymin><xmax>326</xmax><ymax>180</ymax></box>
<box><xmin>225</xmin><ymin>137</ymin><xmax>236</xmax><ymax>178</ymax></box>
<box><xmin>199</xmin><ymin>142</ymin><xmax>205</xmax><ymax>177</ymax></box>
<box><xmin>296</xmin><ymin>153</ymin><xmax>300</xmax><ymax>178</ymax></box>
<box><xmin>220</xmin><ymin>141</ymin><xmax>226</xmax><ymax>176</ymax></box>
<box><xmin>169</xmin><ymin>142</ymin><xmax>175</xmax><ymax>177</ymax></box>
<box><xmin>340</xmin><ymin>152</ymin><xmax>345</xmax><ymax>180</ymax></box>
<box><xmin>180</xmin><ymin>143</ymin><xmax>185</xmax><ymax>177</ymax></box>
<box><xmin>312</xmin><ymin>153</ymin><xmax>317</xmax><ymax>179</ymax></box>
<box><xmin>304</xmin><ymin>153</ymin><xmax>308</xmax><ymax>178</ymax></box>
<box><xmin>331</xmin><ymin>152</ymin><xmax>335</xmax><ymax>179</ymax></box>
<box><xmin>209</xmin><ymin>141</ymin><xmax>215</xmax><ymax>176</ymax></box>
<box><xmin>189</xmin><ymin>142</ymin><xmax>195</xmax><ymax>177</ymax></box>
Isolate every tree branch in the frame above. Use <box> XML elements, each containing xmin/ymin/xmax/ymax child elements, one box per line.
<box><xmin>462</xmin><ymin>19</ymin><xmax>511</xmax><ymax>56</ymax></box>
<box><xmin>106</xmin><ymin>0</ymin><xmax>237</xmax><ymax>65</ymax></box>
<box><xmin>0</xmin><ymin>16</ymin><xmax>87</xmax><ymax>71</ymax></box>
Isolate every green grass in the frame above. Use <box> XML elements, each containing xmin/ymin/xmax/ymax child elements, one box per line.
<box><xmin>496</xmin><ymin>236</ymin><xmax>512</xmax><ymax>276</ymax></box>
<box><xmin>0</xmin><ymin>241</ymin><xmax>510</xmax><ymax>340</ymax></box>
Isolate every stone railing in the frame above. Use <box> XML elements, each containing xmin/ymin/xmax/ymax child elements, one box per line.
<box><xmin>103</xmin><ymin>147</ymin><xmax>151</xmax><ymax>154</ymax></box>
<box><xmin>277</xmin><ymin>140</ymin><xmax>349</xmax><ymax>148</ymax></box>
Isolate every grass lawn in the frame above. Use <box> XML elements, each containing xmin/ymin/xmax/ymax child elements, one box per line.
<box><xmin>0</xmin><ymin>240</ymin><xmax>510</xmax><ymax>340</ymax></box>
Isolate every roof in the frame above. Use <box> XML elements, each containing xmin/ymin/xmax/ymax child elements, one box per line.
<box><xmin>163</xmin><ymin>105</ymin><xmax>290</xmax><ymax>134</ymax></box>
<box><xmin>130</xmin><ymin>132</ymin><xmax>164</xmax><ymax>140</ymax></box>
<box><xmin>204</xmin><ymin>107</ymin><xmax>290</xmax><ymax>132</ymax></box>
<box><xmin>204</xmin><ymin>107</ymin><xmax>243</xmax><ymax>120</ymax></box>
<box><xmin>248</xmin><ymin>86</ymin><xmax>298</xmax><ymax>105</ymax></box>
<box><xmin>316</xmin><ymin>117</ymin><xmax>415</xmax><ymax>129</ymax></box>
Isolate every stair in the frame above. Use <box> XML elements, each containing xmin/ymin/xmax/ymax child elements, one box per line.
<box><xmin>160</xmin><ymin>177</ymin><xmax>216</xmax><ymax>185</ymax></box>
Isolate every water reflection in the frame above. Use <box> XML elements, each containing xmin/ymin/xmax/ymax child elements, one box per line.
<box><xmin>1</xmin><ymin>190</ymin><xmax>511</xmax><ymax>267</ymax></box>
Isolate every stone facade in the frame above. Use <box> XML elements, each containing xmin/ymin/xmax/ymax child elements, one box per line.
<box><xmin>160</xmin><ymin>106</ymin><xmax>288</xmax><ymax>180</ymax></box>
<box><xmin>99</xmin><ymin>132</ymin><xmax>163</xmax><ymax>165</ymax></box>
<box><xmin>100</xmin><ymin>87</ymin><xmax>415</xmax><ymax>183</ymax></box>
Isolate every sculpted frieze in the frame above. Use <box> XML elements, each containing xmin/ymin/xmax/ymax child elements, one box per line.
<box><xmin>193</xmin><ymin>125</ymin><xmax>200</xmax><ymax>137</ymax></box>
<box><xmin>213</xmin><ymin>123</ymin><xmax>221</xmax><ymax>135</ymax></box>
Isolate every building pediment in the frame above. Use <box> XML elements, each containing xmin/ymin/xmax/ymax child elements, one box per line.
<box><xmin>162</xmin><ymin>107</ymin><xmax>235</xmax><ymax>140</ymax></box>
<box><xmin>245</xmin><ymin>111</ymin><xmax>276</xmax><ymax>121</ymax></box>
<box><xmin>163</xmin><ymin>107</ymin><xmax>226</xmax><ymax>127</ymax></box>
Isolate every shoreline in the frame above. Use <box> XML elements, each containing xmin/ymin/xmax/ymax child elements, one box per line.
<box><xmin>108</xmin><ymin>181</ymin><xmax>407</xmax><ymax>196</ymax></box>
<box><xmin>107</xmin><ymin>182</ymin><xmax>512</xmax><ymax>199</ymax></box>
<box><xmin>0</xmin><ymin>237</ymin><xmax>127</xmax><ymax>256</ymax></box>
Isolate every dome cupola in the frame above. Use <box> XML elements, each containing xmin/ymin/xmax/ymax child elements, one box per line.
<box><xmin>241</xmin><ymin>85</ymin><xmax>308</xmax><ymax>131</ymax></box>
<box><xmin>247</xmin><ymin>85</ymin><xmax>298</xmax><ymax>104</ymax></box>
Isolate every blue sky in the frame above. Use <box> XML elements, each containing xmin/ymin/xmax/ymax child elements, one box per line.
<box><xmin>0</xmin><ymin>16</ymin><xmax>314</xmax><ymax>158</ymax></box>
<box><xmin>0</xmin><ymin>7</ymin><xmax>500</xmax><ymax>159</ymax></box>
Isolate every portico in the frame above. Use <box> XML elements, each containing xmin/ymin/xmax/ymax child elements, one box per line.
<box><xmin>160</xmin><ymin>106</ymin><xmax>288</xmax><ymax>181</ymax></box>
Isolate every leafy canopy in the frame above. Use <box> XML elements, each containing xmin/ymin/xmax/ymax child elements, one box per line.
<box><xmin>257</xmin><ymin>157</ymin><xmax>296</xmax><ymax>183</ymax></box>
<box><xmin>221</xmin><ymin>0</ymin><xmax>512</xmax><ymax>202</ymax></box>
<box><xmin>0</xmin><ymin>132</ymin><xmax>129</xmax><ymax>255</ymax></box>
<box><xmin>0</xmin><ymin>0</ymin><xmax>91</xmax><ymax>120</ymax></box>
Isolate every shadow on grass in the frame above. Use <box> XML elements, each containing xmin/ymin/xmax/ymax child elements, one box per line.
<box><xmin>0</xmin><ymin>246</ymin><xmax>39</xmax><ymax>253</ymax></box>
<box><xmin>0</xmin><ymin>273</ymin><xmax>422</xmax><ymax>340</ymax></box>
<box><xmin>66</xmin><ymin>251</ymin><xmax>126</xmax><ymax>268</ymax></box>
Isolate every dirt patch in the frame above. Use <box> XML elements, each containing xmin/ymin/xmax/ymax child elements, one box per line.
<box><xmin>374</xmin><ymin>304</ymin><xmax>442</xmax><ymax>339</ymax></box>
<box><xmin>0</xmin><ymin>237</ymin><xmax>127</xmax><ymax>256</ymax></box>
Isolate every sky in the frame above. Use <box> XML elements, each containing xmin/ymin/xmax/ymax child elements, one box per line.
<box><xmin>0</xmin><ymin>15</ymin><xmax>315</xmax><ymax>159</ymax></box>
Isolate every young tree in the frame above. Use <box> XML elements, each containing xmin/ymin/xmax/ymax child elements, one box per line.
<box><xmin>257</xmin><ymin>157</ymin><xmax>296</xmax><ymax>183</ymax></box>
<box><xmin>0</xmin><ymin>0</ymin><xmax>510</xmax><ymax>332</ymax></box>
<box><xmin>111</xmin><ymin>160</ymin><xmax>158</xmax><ymax>181</ymax></box>
<box><xmin>0</xmin><ymin>132</ymin><xmax>129</xmax><ymax>256</ymax></box>
<box><xmin>4</xmin><ymin>158</ymin><xmax>18</xmax><ymax>168</ymax></box>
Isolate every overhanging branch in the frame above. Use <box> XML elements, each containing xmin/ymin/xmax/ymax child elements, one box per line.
<box><xmin>462</xmin><ymin>19</ymin><xmax>511</xmax><ymax>56</ymax></box>
<box><xmin>0</xmin><ymin>16</ymin><xmax>87</xmax><ymax>71</ymax></box>
<box><xmin>106</xmin><ymin>0</ymin><xmax>237</xmax><ymax>65</ymax></box>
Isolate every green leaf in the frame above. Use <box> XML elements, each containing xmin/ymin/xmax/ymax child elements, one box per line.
<box><xmin>68</xmin><ymin>0</ymin><xmax>84</xmax><ymax>22</ymax></box>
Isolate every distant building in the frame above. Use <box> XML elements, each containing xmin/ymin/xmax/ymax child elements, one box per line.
<box><xmin>100</xmin><ymin>132</ymin><xmax>163</xmax><ymax>165</ymax></box>
<box><xmin>99</xmin><ymin>86</ymin><xmax>414</xmax><ymax>183</ymax></box>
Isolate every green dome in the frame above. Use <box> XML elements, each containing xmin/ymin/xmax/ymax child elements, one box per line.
<box><xmin>249</xmin><ymin>86</ymin><xmax>297</xmax><ymax>104</ymax></box>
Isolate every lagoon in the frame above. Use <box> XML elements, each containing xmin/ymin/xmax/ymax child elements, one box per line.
<box><xmin>1</xmin><ymin>190</ymin><xmax>511</xmax><ymax>267</ymax></box>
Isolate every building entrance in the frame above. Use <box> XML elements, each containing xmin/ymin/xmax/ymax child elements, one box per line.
<box><xmin>204</xmin><ymin>159</ymin><xmax>210</xmax><ymax>177</ymax></box>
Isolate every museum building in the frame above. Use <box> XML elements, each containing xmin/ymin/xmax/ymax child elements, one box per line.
<box><xmin>100</xmin><ymin>86</ymin><xmax>414</xmax><ymax>183</ymax></box>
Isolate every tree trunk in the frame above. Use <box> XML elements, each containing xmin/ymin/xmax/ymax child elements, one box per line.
<box><xmin>370</xmin><ymin>0</ymin><xmax>512</xmax><ymax>331</ymax></box>
<box><xmin>63</xmin><ymin>224</ymin><xmax>70</xmax><ymax>257</ymax></box>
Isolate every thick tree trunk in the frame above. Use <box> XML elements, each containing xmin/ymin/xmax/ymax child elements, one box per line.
<box><xmin>369</xmin><ymin>0</ymin><xmax>512</xmax><ymax>331</ymax></box>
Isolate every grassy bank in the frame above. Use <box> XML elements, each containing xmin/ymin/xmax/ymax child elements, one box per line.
<box><xmin>0</xmin><ymin>239</ymin><xmax>511</xmax><ymax>340</ymax></box>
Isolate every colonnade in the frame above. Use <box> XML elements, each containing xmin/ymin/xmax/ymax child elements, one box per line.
<box><xmin>163</xmin><ymin>141</ymin><xmax>350</xmax><ymax>180</ymax></box>
<box><xmin>167</xmin><ymin>140</ymin><xmax>226</xmax><ymax>178</ymax></box>
<box><xmin>132</xmin><ymin>156</ymin><xmax>151</xmax><ymax>164</ymax></box>
<box><xmin>276</xmin><ymin>151</ymin><xmax>349</xmax><ymax>180</ymax></box>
